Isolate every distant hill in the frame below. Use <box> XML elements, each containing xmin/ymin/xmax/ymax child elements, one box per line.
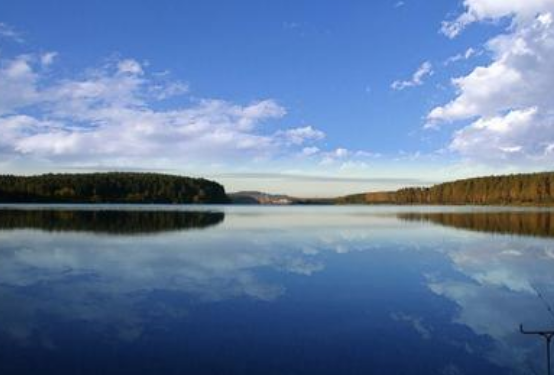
<box><xmin>0</xmin><ymin>173</ymin><xmax>229</xmax><ymax>204</ymax></box>
<box><xmin>337</xmin><ymin>172</ymin><xmax>554</xmax><ymax>206</ymax></box>
<box><xmin>229</xmin><ymin>191</ymin><xmax>295</xmax><ymax>205</ymax></box>
<box><xmin>229</xmin><ymin>191</ymin><xmax>335</xmax><ymax>205</ymax></box>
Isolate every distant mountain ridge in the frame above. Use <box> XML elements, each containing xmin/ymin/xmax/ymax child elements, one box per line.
<box><xmin>337</xmin><ymin>172</ymin><xmax>554</xmax><ymax>206</ymax></box>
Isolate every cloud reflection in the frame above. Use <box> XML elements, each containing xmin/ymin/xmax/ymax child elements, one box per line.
<box><xmin>0</xmin><ymin>207</ymin><xmax>551</xmax><ymax>374</ymax></box>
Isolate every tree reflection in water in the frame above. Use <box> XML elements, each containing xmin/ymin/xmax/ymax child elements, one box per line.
<box><xmin>0</xmin><ymin>208</ymin><xmax>225</xmax><ymax>235</ymax></box>
<box><xmin>398</xmin><ymin>211</ymin><xmax>554</xmax><ymax>238</ymax></box>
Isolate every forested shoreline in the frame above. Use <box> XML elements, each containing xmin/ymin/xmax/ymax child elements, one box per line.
<box><xmin>3</xmin><ymin>171</ymin><xmax>554</xmax><ymax>206</ymax></box>
<box><xmin>0</xmin><ymin>173</ymin><xmax>229</xmax><ymax>204</ymax></box>
<box><xmin>338</xmin><ymin>172</ymin><xmax>554</xmax><ymax>206</ymax></box>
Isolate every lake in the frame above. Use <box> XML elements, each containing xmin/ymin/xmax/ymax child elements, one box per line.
<box><xmin>0</xmin><ymin>205</ymin><xmax>552</xmax><ymax>375</ymax></box>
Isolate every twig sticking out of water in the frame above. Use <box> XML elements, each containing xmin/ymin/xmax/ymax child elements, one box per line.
<box><xmin>532</xmin><ymin>285</ymin><xmax>554</xmax><ymax>324</ymax></box>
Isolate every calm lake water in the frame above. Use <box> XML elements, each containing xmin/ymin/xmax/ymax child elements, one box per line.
<box><xmin>0</xmin><ymin>205</ymin><xmax>553</xmax><ymax>375</ymax></box>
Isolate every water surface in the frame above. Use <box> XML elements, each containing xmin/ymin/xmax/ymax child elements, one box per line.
<box><xmin>0</xmin><ymin>205</ymin><xmax>552</xmax><ymax>375</ymax></box>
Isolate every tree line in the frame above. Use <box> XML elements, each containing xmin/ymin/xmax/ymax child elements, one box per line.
<box><xmin>0</xmin><ymin>173</ymin><xmax>230</xmax><ymax>204</ymax></box>
<box><xmin>338</xmin><ymin>172</ymin><xmax>554</xmax><ymax>205</ymax></box>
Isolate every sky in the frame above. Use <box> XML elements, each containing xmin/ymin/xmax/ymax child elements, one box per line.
<box><xmin>1</xmin><ymin>0</ymin><xmax>554</xmax><ymax>197</ymax></box>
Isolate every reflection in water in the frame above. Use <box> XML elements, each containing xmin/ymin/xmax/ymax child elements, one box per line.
<box><xmin>427</xmin><ymin>239</ymin><xmax>554</xmax><ymax>374</ymax></box>
<box><xmin>0</xmin><ymin>207</ymin><xmax>552</xmax><ymax>375</ymax></box>
<box><xmin>0</xmin><ymin>209</ymin><xmax>224</xmax><ymax>234</ymax></box>
<box><xmin>399</xmin><ymin>210</ymin><xmax>554</xmax><ymax>238</ymax></box>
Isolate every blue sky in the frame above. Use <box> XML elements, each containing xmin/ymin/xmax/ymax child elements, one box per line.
<box><xmin>1</xmin><ymin>0</ymin><xmax>553</xmax><ymax>196</ymax></box>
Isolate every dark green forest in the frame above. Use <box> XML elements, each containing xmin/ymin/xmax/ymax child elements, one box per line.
<box><xmin>0</xmin><ymin>173</ymin><xmax>229</xmax><ymax>204</ymax></box>
<box><xmin>339</xmin><ymin>172</ymin><xmax>554</xmax><ymax>206</ymax></box>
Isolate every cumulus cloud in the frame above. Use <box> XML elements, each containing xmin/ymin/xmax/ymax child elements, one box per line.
<box><xmin>0</xmin><ymin>33</ymin><xmax>386</xmax><ymax>177</ymax></box>
<box><xmin>391</xmin><ymin>61</ymin><xmax>433</xmax><ymax>90</ymax></box>
<box><xmin>441</xmin><ymin>0</ymin><xmax>554</xmax><ymax>38</ymax></box>
<box><xmin>430</xmin><ymin>1</ymin><xmax>554</xmax><ymax>167</ymax></box>
<box><xmin>449</xmin><ymin>107</ymin><xmax>544</xmax><ymax>162</ymax></box>
<box><xmin>0</xmin><ymin>47</ymin><xmax>353</xmax><ymax>171</ymax></box>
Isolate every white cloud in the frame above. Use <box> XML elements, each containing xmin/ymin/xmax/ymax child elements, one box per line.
<box><xmin>0</xmin><ymin>55</ymin><xmax>39</xmax><ymax>115</ymax></box>
<box><xmin>0</xmin><ymin>25</ymin><xmax>443</xmax><ymax>192</ymax></box>
<box><xmin>149</xmin><ymin>81</ymin><xmax>189</xmax><ymax>100</ymax></box>
<box><xmin>449</xmin><ymin>107</ymin><xmax>542</xmax><ymax>163</ymax></box>
<box><xmin>431</xmin><ymin>2</ymin><xmax>554</xmax><ymax>167</ymax></box>
<box><xmin>279</xmin><ymin>126</ymin><xmax>325</xmax><ymax>145</ymax></box>
<box><xmin>334</xmin><ymin>148</ymin><xmax>349</xmax><ymax>158</ymax></box>
<box><xmin>319</xmin><ymin>148</ymin><xmax>350</xmax><ymax>165</ymax></box>
<box><xmin>441</xmin><ymin>0</ymin><xmax>554</xmax><ymax>38</ymax></box>
<box><xmin>0</xmin><ymin>23</ymin><xmax>23</xmax><ymax>43</ymax></box>
<box><xmin>428</xmin><ymin>61</ymin><xmax>523</xmax><ymax>122</ymax></box>
<box><xmin>444</xmin><ymin>47</ymin><xmax>477</xmax><ymax>65</ymax></box>
<box><xmin>0</xmin><ymin>54</ymin><xmax>279</xmax><ymax>165</ymax></box>
<box><xmin>0</xmin><ymin>46</ymin><xmax>359</xmax><ymax>173</ymax></box>
<box><xmin>40</xmin><ymin>52</ymin><xmax>57</xmax><ymax>66</ymax></box>
<box><xmin>117</xmin><ymin>58</ymin><xmax>143</xmax><ymax>75</ymax></box>
<box><xmin>317</xmin><ymin>147</ymin><xmax>381</xmax><ymax>167</ymax></box>
<box><xmin>301</xmin><ymin>146</ymin><xmax>320</xmax><ymax>156</ymax></box>
<box><xmin>0</xmin><ymin>32</ymin><xmax>398</xmax><ymax>183</ymax></box>
<box><xmin>391</xmin><ymin>61</ymin><xmax>433</xmax><ymax>90</ymax></box>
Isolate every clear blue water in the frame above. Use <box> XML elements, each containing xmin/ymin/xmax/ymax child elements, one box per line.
<box><xmin>0</xmin><ymin>205</ymin><xmax>553</xmax><ymax>375</ymax></box>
